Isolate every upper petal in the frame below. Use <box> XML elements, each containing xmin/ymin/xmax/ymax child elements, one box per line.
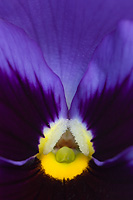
<box><xmin>0</xmin><ymin>20</ymin><xmax>67</xmax><ymax>161</ymax></box>
<box><xmin>1</xmin><ymin>0</ymin><xmax>133</xmax><ymax>106</ymax></box>
<box><xmin>70</xmin><ymin>20</ymin><xmax>133</xmax><ymax>161</ymax></box>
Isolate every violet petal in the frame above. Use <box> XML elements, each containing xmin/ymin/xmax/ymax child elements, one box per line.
<box><xmin>0</xmin><ymin>20</ymin><xmax>67</xmax><ymax>161</ymax></box>
<box><xmin>70</xmin><ymin>21</ymin><xmax>133</xmax><ymax>161</ymax></box>
<box><xmin>1</xmin><ymin>0</ymin><xmax>133</xmax><ymax>105</ymax></box>
<box><xmin>0</xmin><ymin>156</ymin><xmax>133</xmax><ymax>200</ymax></box>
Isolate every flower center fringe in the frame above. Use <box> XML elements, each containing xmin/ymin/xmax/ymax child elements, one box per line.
<box><xmin>37</xmin><ymin>118</ymin><xmax>94</xmax><ymax>181</ymax></box>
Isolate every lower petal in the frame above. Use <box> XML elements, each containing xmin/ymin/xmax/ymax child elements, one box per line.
<box><xmin>0</xmin><ymin>156</ymin><xmax>133</xmax><ymax>200</ymax></box>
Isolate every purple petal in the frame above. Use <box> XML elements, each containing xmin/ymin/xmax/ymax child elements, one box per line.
<box><xmin>70</xmin><ymin>21</ymin><xmax>133</xmax><ymax>161</ymax></box>
<box><xmin>93</xmin><ymin>146</ymin><xmax>133</xmax><ymax>181</ymax></box>
<box><xmin>0</xmin><ymin>156</ymin><xmax>133</xmax><ymax>200</ymax></box>
<box><xmin>66</xmin><ymin>161</ymin><xmax>133</xmax><ymax>200</ymax></box>
<box><xmin>0</xmin><ymin>20</ymin><xmax>67</xmax><ymax>161</ymax></box>
<box><xmin>1</xmin><ymin>1</ymin><xmax>133</xmax><ymax>106</ymax></box>
<box><xmin>0</xmin><ymin>159</ymin><xmax>43</xmax><ymax>200</ymax></box>
<box><xmin>0</xmin><ymin>159</ymin><xmax>66</xmax><ymax>200</ymax></box>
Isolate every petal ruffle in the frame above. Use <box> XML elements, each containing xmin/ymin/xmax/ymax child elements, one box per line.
<box><xmin>0</xmin><ymin>20</ymin><xmax>67</xmax><ymax>161</ymax></box>
<box><xmin>1</xmin><ymin>1</ymin><xmax>133</xmax><ymax>106</ymax></box>
<box><xmin>70</xmin><ymin>20</ymin><xmax>133</xmax><ymax>161</ymax></box>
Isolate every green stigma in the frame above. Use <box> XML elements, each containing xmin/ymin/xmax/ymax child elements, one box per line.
<box><xmin>55</xmin><ymin>146</ymin><xmax>76</xmax><ymax>163</ymax></box>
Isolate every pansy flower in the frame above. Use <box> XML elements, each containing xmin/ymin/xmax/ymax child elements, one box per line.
<box><xmin>0</xmin><ymin>0</ymin><xmax>133</xmax><ymax>199</ymax></box>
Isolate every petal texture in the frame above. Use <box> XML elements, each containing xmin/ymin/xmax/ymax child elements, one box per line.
<box><xmin>70</xmin><ymin>21</ymin><xmax>133</xmax><ymax>161</ymax></box>
<box><xmin>0</xmin><ymin>20</ymin><xmax>67</xmax><ymax>161</ymax></box>
<box><xmin>0</xmin><ymin>0</ymin><xmax>133</xmax><ymax>105</ymax></box>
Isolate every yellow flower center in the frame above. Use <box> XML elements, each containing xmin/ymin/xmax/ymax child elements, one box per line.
<box><xmin>37</xmin><ymin>118</ymin><xmax>94</xmax><ymax>181</ymax></box>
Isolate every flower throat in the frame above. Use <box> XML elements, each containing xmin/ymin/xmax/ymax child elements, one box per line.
<box><xmin>37</xmin><ymin>119</ymin><xmax>94</xmax><ymax>181</ymax></box>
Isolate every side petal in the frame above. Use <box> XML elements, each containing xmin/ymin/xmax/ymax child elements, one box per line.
<box><xmin>0</xmin><ymin>159</ymin><xmax>43</xmax><ymax>200</ymax></box>
<box><xmin>70</xmin><ymin>21</ymin><xmax>133</xmax><ymax>161</ymax></box>
<box><xmin>0</xmin><ymin>159</ymin><xmax>65</xmax><ymax>200</ymax></box>
<box><xmin>1</xmin><ymin>0</ymin><xmax>133</xmax><ymax>106</ymax></box>
<box><xmin>92</xmin><ymin>146</ymin><xmax>133</xmax><ymax>181</ymax></box>
<box><xmin>0</xmin><ymin>20</ymin><xmax>67</xmax><ymax>161</ymax></box>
